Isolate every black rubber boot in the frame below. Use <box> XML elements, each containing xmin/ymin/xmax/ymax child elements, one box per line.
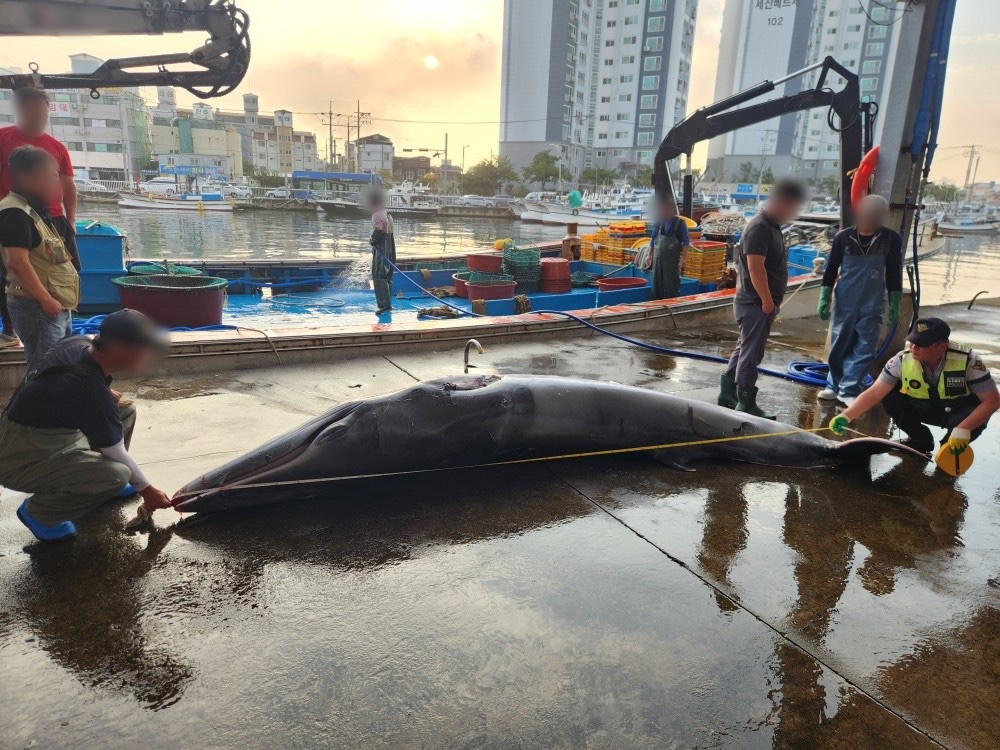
<box><xmin>736</xmin><ymin>386</ymin><xmax>776</xmax><ymax>420</ymax></box>
<box><xmin>718</xmin><ymin>373</ymin><xmax>738</xmax><ymax>409</ymax></box>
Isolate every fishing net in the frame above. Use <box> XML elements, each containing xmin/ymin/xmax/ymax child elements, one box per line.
<box><xmin>127</xmin><ymin>262</ymin><xmax>202</xmax><ymax>276</ymax></box>
<box><xmin>111</xmin><ymin>274</ymin><xmax>228</xmax><ymax>290</ymax></box>
<box><xmin>468</xmin><ymin>271</ymin><xmax>514</xmax><ymax>283</ymax></box>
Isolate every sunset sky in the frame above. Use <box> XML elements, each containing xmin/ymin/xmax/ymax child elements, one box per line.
<box><xmin>1</xmin><ymin>0</ymin><xmax>996</xmax><ymax>183</ymax></box>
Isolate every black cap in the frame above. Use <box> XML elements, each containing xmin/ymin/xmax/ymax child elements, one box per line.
<box><xmin>906</xmin><ymin>317</ymin><xmax>950</xmax><ymax>347</ymax></box>
<box><xmin>98</xmin><ymin>309</ymin><xmax>169</xmax><ymax>351</ymax></box>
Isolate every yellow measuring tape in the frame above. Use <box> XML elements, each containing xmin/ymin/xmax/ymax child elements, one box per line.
<box><xmin>173</xmin><ymin>426</ymin><xmax>837</xmax><ymax>500</ymax></box>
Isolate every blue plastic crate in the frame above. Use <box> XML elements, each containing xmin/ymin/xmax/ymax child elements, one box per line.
<box><xmin>787</xmin><ymin>245</ymin><xmax>825</xmax><ymax>274</ymax></box>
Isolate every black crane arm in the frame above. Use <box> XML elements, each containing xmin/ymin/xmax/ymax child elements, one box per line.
<box><xmin>653</xmin><ymin>57</ymin><xmax>869</xmax><ymax>227</ymax></box>
<box><xmin>0</xmin><ymin>0</ymin><xmax>250</xmax><ymax>99</ymax></box>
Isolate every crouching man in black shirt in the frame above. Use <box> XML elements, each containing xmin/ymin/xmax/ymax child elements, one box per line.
<box><xmin>0</xmin><ymin>309</ymin><xmax>172</xmax><ymax>541</ymax></box>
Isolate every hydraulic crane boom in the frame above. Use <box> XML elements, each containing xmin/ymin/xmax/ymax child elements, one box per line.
<box><xmin>653</xmin><ymin>57</ymin><xmax>873</xmax><ymax>228</ymax></box>
<box><xmin>0</xmin><ymin>0</ymin><xmax>250</xmax><ymax>99</ymax></box>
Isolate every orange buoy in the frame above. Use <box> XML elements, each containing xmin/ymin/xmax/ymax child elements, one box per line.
<box><xmin>850</xmin><ymin>146</ymin><xmax>879</xmax><ymax>207</ymax></box>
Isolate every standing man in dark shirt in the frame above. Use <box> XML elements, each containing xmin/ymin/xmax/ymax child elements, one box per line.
<box><xmin>816</xmin><ymin>194</ymin><xmax>903</xmax><ymax>406</ymax></box>
<box><xmin>0</xmin><ymin>146</ymin><xmax>80</xmax><ymax>369</ymax></box>
<box><xmin>0</xmin><ymin>309</ymin><xmax>172</xmax><ymax>542</ymax></box>
<box><xmin>718</xmin><ymin>178</ymin><xmax>806</xmax><ymax>418</ymax></box>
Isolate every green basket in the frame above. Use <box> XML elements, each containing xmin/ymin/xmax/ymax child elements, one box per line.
<box><xmin>503</xmin><ymin>243</ymin><xmax>541</xmax><ymax>286</ymax></box>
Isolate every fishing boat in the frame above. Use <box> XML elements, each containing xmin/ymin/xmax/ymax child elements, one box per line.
<box><xmin>936</xmin><ymin>217</ymin><xmax>998</xmax><ymax>233</ymax></box>
<box><xmin>314</xmin><ymin>197</ymin><xmax>360</xmax><ymax>215</ymax></box>
<box><xmin>118</xmin><ymin>193</ymin><xmax>235</xmax><ymax>212</ymax></box>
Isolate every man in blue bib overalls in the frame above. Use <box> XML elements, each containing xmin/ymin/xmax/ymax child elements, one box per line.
<box><xmin>817</xmin><ymin>194</ymin><xmax>903</xmax><ymax>407</ymax></box>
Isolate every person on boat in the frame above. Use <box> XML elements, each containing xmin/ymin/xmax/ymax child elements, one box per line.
<box><xmin>368</xmin><ymin>189</ymin><xmax>396</xmax><ymax>314</ymax></box>
<box><xmin>650</xmin><ymin>195</ymin><xmax>690</xmax><ymax>299</ymax></box>
<box><xmin>717</xmin><ymin>177</ymin><xmax>807</xmax><ymax>418</ymax></box>
<box><xmin>0</xmin><ymin>309</ymin><xmax>173</xmax><ymax>542</ymax></box>
<box><xmin>829</xmin><ymin>317</ymin><xmax>998</xmax><ymax>455</ymax></box>
<box><xmin>0</xmin><ymin>87</ymin><xmax>80</xmax><ymax>270</ymax></box>
<box><xmin>0</xmin><ymin>146</ymin><xmax>80</xmax><ymax>370</ymax></box>
<box><xmin>817</xmin><ymin>194</ymin><xmax>903</xmax><ymax>407</ymax></box>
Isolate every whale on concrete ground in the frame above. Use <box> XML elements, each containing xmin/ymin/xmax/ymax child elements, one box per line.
<box><xmin>172</xmin><ymin>375</ymin><xmax>928</xmax><ymax>513</ymax></box>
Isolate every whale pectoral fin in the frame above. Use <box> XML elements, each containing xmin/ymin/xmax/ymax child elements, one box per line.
<box><xmin>652</xmin><ymin>451</ymin><xmax>697</xmax><ymax>472</ymax></box>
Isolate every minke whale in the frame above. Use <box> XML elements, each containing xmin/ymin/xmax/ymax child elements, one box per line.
<box><xmin>172</xmin><ymin>375</ymin><xmax>929</xmax><ymax>513</ymax></box>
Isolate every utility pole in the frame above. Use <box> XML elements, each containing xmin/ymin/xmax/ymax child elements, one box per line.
<box><xmin>755</xmin><ymin>129</ymin><xmax>776</xmax><ymax>203</ymax></box>
<box><xmin>443</xmin><ymin>132</ymin><xmax>448</xmax><ymax>196</ymax></box>
<box><xmin>327</xmin><ymin>100</ymin><xmax>334</xmax><ymax>171</ymax></box>
<box><xmin>962</xmin><ymin>144</ymin><xmax>980</xmax><ymax>203</ymax></box>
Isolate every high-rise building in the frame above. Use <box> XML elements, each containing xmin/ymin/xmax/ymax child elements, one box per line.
<box><xmin>707</xmin><ymin>0</ymin><xmax>901</xmax><ymax>185</ymax></box>
<box><xmin>500</xmin><ymin>0</ymin><xmax>698</xmax><ymax>183</ymax></box>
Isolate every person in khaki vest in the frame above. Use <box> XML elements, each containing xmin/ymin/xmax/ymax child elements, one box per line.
<box><xmin>0</xmin><ymin>146</ymin><xmax>80</xmax><ymax>370</ymax></box>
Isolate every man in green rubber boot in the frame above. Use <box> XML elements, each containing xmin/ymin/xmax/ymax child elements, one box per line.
<box><xmin>718</xmin><ymin>178</ymin><xmax>806</xmax><ymax>418</ymax></box>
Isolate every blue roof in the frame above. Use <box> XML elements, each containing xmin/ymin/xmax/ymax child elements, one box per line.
<box><xmin>291</xmin><ymin>171</ymin><xmax>382</xmax><ymax>185</ymax></box>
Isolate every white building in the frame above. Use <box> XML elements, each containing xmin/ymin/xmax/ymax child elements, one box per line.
<box><xmin>351</xmin><ymin>134</ymin><xmax>394</xmax><ymax>175</ymax></box>
<box><xmin>0</xmin><ymin>54</ymin><xmax>152</xmax><ymax>181</ymax></box>
<box><xmin>499</xmin><ymin>0</ymin><xmax>698</xmax><ymax>181</ymax></box>
<box><xmin>707</xmin><ymin>0</ymin><xmax>901</xmax><ymax>185</ymax></box>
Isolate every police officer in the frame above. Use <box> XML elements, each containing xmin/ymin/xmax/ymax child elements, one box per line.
<box><xmin>829</xmin><ymin>318</ymin><xmax>999</xmax><ymax>454</ymax></box>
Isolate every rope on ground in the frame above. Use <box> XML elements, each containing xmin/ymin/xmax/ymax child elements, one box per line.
<box><xmin>171</xmin><ymin>427</ymin><xmax>835</xmax><ymax>500</ymax></box>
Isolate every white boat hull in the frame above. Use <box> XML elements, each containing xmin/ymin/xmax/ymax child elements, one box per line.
<box><xmin>517</xmin><ymin>201</ymin><xmax>643</xmax><ymax>227</ymax></box>
<box><xmin>937</xmin><ymin>222</ymin><xmax>997</xmax><ymax>233</ymax></box>
<box><xmin>118</xmin><ymin>196</ymin><xmax>234</xmax><ymax>212</ymax></box>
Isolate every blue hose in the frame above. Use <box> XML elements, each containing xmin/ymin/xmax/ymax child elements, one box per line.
<box><xmin>70</xmin><ymin>315</ymin><xmax>236</xmax><ymax>336</ymax></box>
<box><xmin>374</xmin><ymin>246</ymin><xmax>867</xmax><ymax>387</ymax></box>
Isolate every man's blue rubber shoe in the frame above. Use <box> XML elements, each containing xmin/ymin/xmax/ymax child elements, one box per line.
<box><xmin>16</xmin><ymin>499</ymin><xmax>76</xmax><ymax>542</ymax></box>
<box><xmin>116</xmin><ymin>483</ymin><xmax>138</xmax><ymax>498</ymax></box>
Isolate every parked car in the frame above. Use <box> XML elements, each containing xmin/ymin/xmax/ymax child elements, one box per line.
<box><xmin>265</xmin><ymin>186</ymin><xmax>292</xmax><ymax>199</ymax></box>
<box><xmin>491</xmin><ymin>194</ymin><xmax>517</xmax><ymax>207</ymax></box>
<box><xmin>74</xmin><ymin>178</ymin><xmax>111</xmax><ymax>193</ymax></box>
<box><xmin>219</xmin><ymin>185</ymin><xmax>253</xmax><ymax>201</ymax></box>
<box><xmin>137</xmin><ymin>176</ymin><xmax>181</xmax><ymax>195</ymax></box>
<box><xmin>459</xmin><ymin>195</ymin><xmax>495</xmax><ymax>208</ymax></box>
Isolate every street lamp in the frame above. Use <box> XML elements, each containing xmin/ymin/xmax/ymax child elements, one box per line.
<box><xmin>461</xmin><ymin>144</ymin><xmax>470</xmax><ymax>194</ymax></box>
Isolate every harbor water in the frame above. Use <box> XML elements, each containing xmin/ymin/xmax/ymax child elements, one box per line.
<box><xmin>79</xmin><ymin>205</ymin><xmax>566</xmax><ymax>263</ymax></box>
<box><xmin>78</xmin><ymin>206</ymin><xmax>999</xmax><ymax>302</ymax></box>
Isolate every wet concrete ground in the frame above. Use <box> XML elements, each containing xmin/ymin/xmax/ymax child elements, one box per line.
<box><xmin>1</xmin><ymin>305</ymin><xmax>998</xmax><ymax>749</ymax></box>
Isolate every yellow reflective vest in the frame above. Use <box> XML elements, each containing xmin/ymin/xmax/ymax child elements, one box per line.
<box><xmin>899</xmin><ymin>344</ymin><xmax>972</xmax><ymax>401</ymax></box>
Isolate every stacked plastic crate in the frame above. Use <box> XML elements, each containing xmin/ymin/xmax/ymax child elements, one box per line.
<box><xmin>682</xmin><ymin>240</ymin><xmax>727</xmax><ymax>283</ymax></box>
<box><xmin>597</xmin><ymin>221</ymin><xmax>646</xmax><ymax>265</ymax></box>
